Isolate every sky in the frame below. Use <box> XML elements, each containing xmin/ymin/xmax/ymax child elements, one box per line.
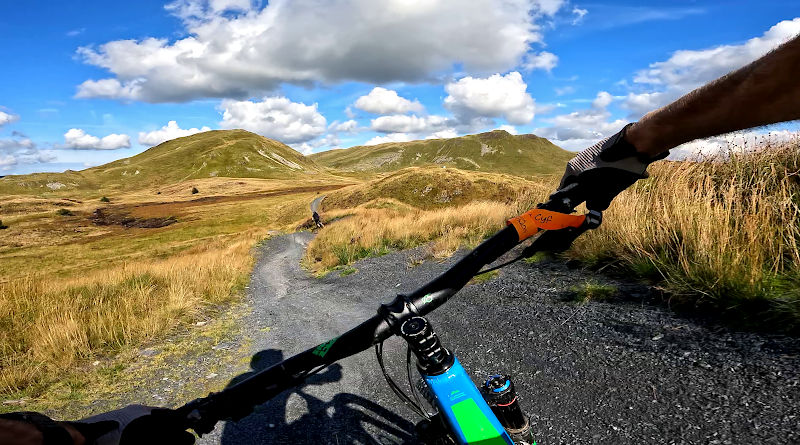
<box><xmin>1</xmin><ymin>0</ymin><xmax>799</xmax><ymax>175</ymax></box>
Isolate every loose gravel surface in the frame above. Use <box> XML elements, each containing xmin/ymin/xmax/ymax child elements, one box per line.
<box><xmin>190</xmin><ymin>232</ymin><xmax>799</xmax><ymax>445</ymax></box>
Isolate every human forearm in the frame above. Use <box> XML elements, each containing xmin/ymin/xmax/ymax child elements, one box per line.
<box><xmin>627</xmin><ymin>34</ymin><xmax>800</xmax><ymax>156</ymax></box>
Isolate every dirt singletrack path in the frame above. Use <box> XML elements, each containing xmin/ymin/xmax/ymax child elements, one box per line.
<box><xmin>193</xmin><ymin>232</ymin><xmax>800</xmax><ymax>445</ymax></box>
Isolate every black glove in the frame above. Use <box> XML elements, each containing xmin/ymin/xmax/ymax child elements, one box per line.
<box><xmin>75</xmin><ymin>405</ymin><xmax>194</xmax><ymax>445</ymax></box>
<box><xmin>546</xmin><ymin>123</ymin><xmax>669</xmax><ymax>212</ymax></box>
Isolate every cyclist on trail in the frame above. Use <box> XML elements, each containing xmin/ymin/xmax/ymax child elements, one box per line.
<box><xmin>2</xmin><ymin>33</ymin><xmax>798</xmax><ymax>445</ymax></box>
<box><xmin>312</xmin><ymin>211</ymin><xmax>323</xmax><ymax>229</ymax></box>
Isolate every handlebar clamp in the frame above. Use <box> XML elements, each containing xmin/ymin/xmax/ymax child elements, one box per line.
<box><xmin>378</xmin><ymin>294</ymin><xmax>420</xmax><ymax>334</ymax></box>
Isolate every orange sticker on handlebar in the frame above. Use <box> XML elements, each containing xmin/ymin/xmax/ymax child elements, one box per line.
<box><xmin>507</xmin><ymin>209</ymin><xmax>586</xmax><ymax>241</ymax></box>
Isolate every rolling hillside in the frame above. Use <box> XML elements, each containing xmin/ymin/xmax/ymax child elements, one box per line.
<box><xmin>309</xmin><ymin>130</ymin><xmax>573</xmax><ymax>178</ymax></box>
<box><xmin>0</xmin><ymin>130</ymin><xmax>324</xmax><ymax>195</ymax></box>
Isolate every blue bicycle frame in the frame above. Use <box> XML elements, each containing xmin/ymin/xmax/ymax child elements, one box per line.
<box><xmin>422</xmin><ymin>356</ymin><xmax>514</xmax><ymax>444</ymax></box>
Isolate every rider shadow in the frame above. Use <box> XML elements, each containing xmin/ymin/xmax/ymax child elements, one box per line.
<box><xmin>220</xmin><ymin>349</ymin><xmax>418</xmax><ymax>444</ymax></box>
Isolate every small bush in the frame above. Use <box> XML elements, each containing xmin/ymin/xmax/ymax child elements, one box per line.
<box><xmin>0</xmin><ymin>220</ymin><xmax>8</xmax><ymax>229</ymax></box>
<box><xmin>100</xmin><ymin>196</ymin><xmax>110</xmax><ymax>203</ymax></box>
<box><xmin>57</xmin><ymin>208</ymin><xmax>74</xmax><ymax>216</ymax></box>
<box><xmin>191</xmin><ymin>187</ymin><xmax>199</xmax><ymax>194</ymax></box>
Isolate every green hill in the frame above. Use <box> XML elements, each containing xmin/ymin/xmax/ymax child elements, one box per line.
<box><xmin>310</xmin><ymin>130</ymin><xmax>573</xmax><ymax>178</ymax></box>
<box><xmin>323</xmin><ymin>166</ymin><xmax>547</xmax><ymax>211</ymax></box>
<box><xmin>0</xmin><ymin>130</ymin><xmax>324</xmax><ymax>195</ymax></box>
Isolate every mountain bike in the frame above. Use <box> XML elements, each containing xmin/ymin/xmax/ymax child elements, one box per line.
<box><xmin>174</xmin><ymin>199</ymin><xmax>602</xmax><ymax>444</ymax></box>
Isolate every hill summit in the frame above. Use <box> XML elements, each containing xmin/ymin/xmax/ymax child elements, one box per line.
<box><xmin>309</xmin><ymin>130</ymin><xmax>573</xmax><ymax>178</ymax></box>
<box><xmin>0</xmin><ymin>130</ymin><xmax>322</xmax><ymax>193</ymax></box>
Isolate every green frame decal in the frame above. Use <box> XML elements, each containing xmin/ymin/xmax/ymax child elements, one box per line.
<box><xmin>312</xmin><ymin>337</ymin><xmax>338</xmax><ymax>357</ymax></box>
<box><xmin>450</xmin><ymin>398</ymin><xmax>508</xmax><ymax>444</ymax></box>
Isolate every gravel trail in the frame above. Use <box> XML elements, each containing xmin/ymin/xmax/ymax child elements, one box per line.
<box><xmin>194</xmin><ymin>232</ymin><xmax>799</xmax><ymax>444</ymax></box>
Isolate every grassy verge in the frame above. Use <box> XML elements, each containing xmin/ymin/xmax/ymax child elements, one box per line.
<box><xmin>570</xmin><ymin>143</ymin><xmax>800</xmax><ymax>331</ymax></box>
<box><xmin>0</xmin><ymin>180</ymin><xmax>316</xmax><ymax>400</ymax></box>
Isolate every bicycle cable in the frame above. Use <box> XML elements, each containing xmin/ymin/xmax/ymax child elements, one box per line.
<box><xmin>375</xmin><ymin>342</ymin><xmax>427</xmax><ymax>418</ymax></box>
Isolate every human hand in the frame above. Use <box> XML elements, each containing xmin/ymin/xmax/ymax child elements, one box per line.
<box><xmin>545</xmin><ymin>123</ymin><xmax>668</xmax><ymax>212</ymax></box>
<box><xmin>76</xmin><ymin>405</ymin><xmax>194</xmax><ymax>445</ymax></box>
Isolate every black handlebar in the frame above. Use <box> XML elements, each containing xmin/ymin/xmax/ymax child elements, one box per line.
<box><xmin>177</xmin><ymin>210</ymin><xmax>598</xmax><ymax>435</ymax></box>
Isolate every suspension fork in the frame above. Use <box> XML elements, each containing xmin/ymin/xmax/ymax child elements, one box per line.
<box><xmin>397</xmin><ymin>316</ymin><xmax>515</xmax><ymax>445</ymax></box>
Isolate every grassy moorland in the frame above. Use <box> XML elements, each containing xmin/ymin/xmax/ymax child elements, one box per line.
<box><xmin>308</xmin><ymin>141</ymin><xmax>800</xmax><ymax>332</ymax></box>
<box><xmin>0</xmin><ymin>130</ymin><xmax>326</xmax><ymax>196</ymax></box>
<box><xmin>0</xmin><ymin>175</ymin><xmax>343</xmax><ymax>404</ymax></box>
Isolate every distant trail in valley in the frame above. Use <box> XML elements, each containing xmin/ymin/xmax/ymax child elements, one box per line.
<box><xmin>310</xmin><ymin>194</ymin><xmax>326</xmax><ymax>213</ymax></box>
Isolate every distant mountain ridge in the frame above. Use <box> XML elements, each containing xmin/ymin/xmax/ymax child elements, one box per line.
<box><xmin>309</xmin><ymin>130</ymin><xmax>573</xmax><ymax>178</ymax></box>
<box><xmin>0</xmin><ymin>129</ymin><xmax>572</xmax><ymax>195</ymax></box>
<box><xmin>0</xmin><ymin>130</ymin><xmax>323</xmax><ymax>194</ymax></box>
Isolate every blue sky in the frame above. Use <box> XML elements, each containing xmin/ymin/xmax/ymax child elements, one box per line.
<box><xmin>1</xmin><ymin>0</ymin><xmax>798</xmax><ymax>175</ymax></box>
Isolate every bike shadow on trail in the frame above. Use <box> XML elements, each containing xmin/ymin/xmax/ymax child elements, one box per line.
<box><xmin>219</xmin><ymin>349</ymin><xmax>418</xmax><ymax>444</ymax></box>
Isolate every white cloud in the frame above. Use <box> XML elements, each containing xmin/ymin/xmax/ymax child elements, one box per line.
<box><xmin>426</xmin><ymin>129</ymin><xmax>459</xmax><ymax>140</ymax></box>
<box><xmin>0</xmin><ymin>111</ymin><xmax>20</xmax><ymax>127</ymax></box>
<box><xmin>535</xmin><ymin>91</ymin><xmax>626</xmax><ymax>148</ymax></box>
<box><xmin>444</xmin><ymin>72</ymin><xmax>535</xmax><ymax>125</ymax></box>
<box><xmin>219</xmin><ymin>96</ymin><xmax>326</xmax><ymax>143</ymax></box>
<box><xmin>669</xmin><ymin>129</ymin><xmax>800</xmax><ymax>160</ymax></box>
<box><xmin>497</xmin><ymin>124</ymin><xmax>518</xmax><ymax>135</ymax></box>
<box><xmin>370</xmin><ymin>114</ymin><xmax>449</xmax><ymax>134</ymax></box>
<box><xmin>0</xmin><ymin>135</ymin><xmax>56</xmax><ymax>169</ymax></box>
<box><xmin>75</xmin><ymin>0</ymin><xmax>561</xmax><ymax>102</ymax></box>
<box><xmin>534</xmin><ymin>0</ymin><xmax>567</xmax><ymax>16</ymax></box>
<box><xmin>293</xmin><ymin>134</ymin><xmax>341</xmax><ymax>155</ymax></box>
<box><xmin>138</xmin><ymin>120</ymin><xmax>212</xmax><ymax>146</ymax></box>
<box><xmin>354</xmin><ymin>87</ymin><xmax>424</xmax><ymax>115</ymax></box>
<box><xmin>522</xmin><ymin>51</ymin><xmax>558</xmax><ymax>72</ymax></box>
<box><xmin>63</xmin><ymin>128</ymin><xmax>131</xmax><ymax>150</ymax></box>
<box><xmin>623</xmin><ymin>18</ymin><xmax>800</xmax><ymax>117</ymax></box>
<box><xmin>328</xmin><ymin>120</ymin><xmax>359</xmax><ymax>133</ymax></box>
<box><xmin>364</xmin><ymin>133</ymin><xmax>413</xmax><ymax>146</ymax></box>
<box><xmin>572</xmin><ymin>7</ymin><xmax>588</xmax><ymax>25</ymax></box>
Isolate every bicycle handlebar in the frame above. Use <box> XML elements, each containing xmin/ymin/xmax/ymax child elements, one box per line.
<box><xmin>176</xmin><ymin>206</ymin><xmax>599</xmax><ymax>435</ymax></box>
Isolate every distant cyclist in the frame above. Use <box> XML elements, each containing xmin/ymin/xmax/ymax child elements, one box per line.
<box><xmin>312</xmin><ymin>211</ymin><xmax>324</xmax><ymax>229</ymax></box>
<box><xmin>2</xmin><ymin>32</ymin><xmax>798</xmax><ymax>445</ymax></box>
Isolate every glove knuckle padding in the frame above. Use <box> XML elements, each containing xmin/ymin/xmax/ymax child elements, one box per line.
<box><xmin>551</xmin><ymin>123</ymin><xmax>667</xmax><ymax>211</ymax></box>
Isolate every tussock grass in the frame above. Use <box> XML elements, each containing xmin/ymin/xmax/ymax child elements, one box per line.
<box><xmin>308</xmin><ymin>142</ymin><xmax>800</xmax><ymax>330</ymax></box>
<box><xmin>304</xmin><ymin>200</ymin><xmax>516</xmax><ymax>273</ymax></box>
<box><xmin>571</xmin><ymin>142</ymin><xmax>800</xmax><ymax>328</ymax></box>
<box><xmin>0</xmin><ymin>231</ymin><xmax>261</xmax><ymax>395</ymax></box>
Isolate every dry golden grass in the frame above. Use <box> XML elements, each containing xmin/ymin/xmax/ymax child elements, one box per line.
<box><xmin>571</xmin><ymin>143</ymin><xmax>800</xmax><ymax>326</ymax></box>
<box><xmin>0</xmin><ymin>230</ymin><xmax>265</xmax><ymax>394</ymax></box>
<box><xmin>0</xmin><ymin>179</ymin><xmax>324</xmax><ymax>400</ymax></box>
<box><xmin>307</xmin><ymin>142</ymin><xmax>800</xmax><ymax>329</ymax></box>
<box><xmin>304</xmin><ymin>197</ymin><xmax>545</xmax><ymax>274</ymax></box>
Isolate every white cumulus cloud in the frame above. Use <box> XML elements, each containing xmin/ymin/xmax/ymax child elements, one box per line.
<box><xmin>328</xmin><ymin>120</ymin><xmax>359</xmax><ymax>133</ymax></box>
<box><xmin>354</xmin><ymin>87</ymin><xmax>424</xmax><ymax>115</ymax></box>
<box><xmin>364</xmin><ymin>133</ymin><xmax>414</xmax><ymax>146</ymax></box>
<box><xmin>522</xmin><ymin>51</ymin><xmax>558</xmax><ymax>72</ymax></box>
<box><xmin>75</xmin><ymin>0</ymin><xmax>562</xmax><ymax>102</ymax></box>
<box><xmin>444</xmin><ymin>72</ymin><xmax>536</xmax><ymax>125</ymax></box>
<box><xmin>670</xmin><ymin>129</ymin><xmax>800</xmax><ymax>160</ymax></box>
<box><xmin>535</xmin><ymin>91</ymin><xmax>627</xmax><ymax>150</ymax></box>
<box><xmin>138</xmin><ymin>120</ymin><xmax>212</xmax><ymax>146</ymax></box>
<box><xmin>623</xmin><ymin>18</ymin><xmax>800</xmax><ymax>117</ymax></box>
<box><xmin>0</xmin><ymin>111</ymin><xmax>20</xmax><ymax>127</ymax></box>
<box><xmin>63</xmin><ymin>128</ymin><xmax>131</xmax><ymax>150</ymax></box>
<box><xmin>370</xmin><ymin>115</ymin><xmax>450</xmax><ymax>134</ymax></box>
<box><xmin>219</xmin><ymin>96</ymin><xmax>326</xmax><ymax>143</ymax></box>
